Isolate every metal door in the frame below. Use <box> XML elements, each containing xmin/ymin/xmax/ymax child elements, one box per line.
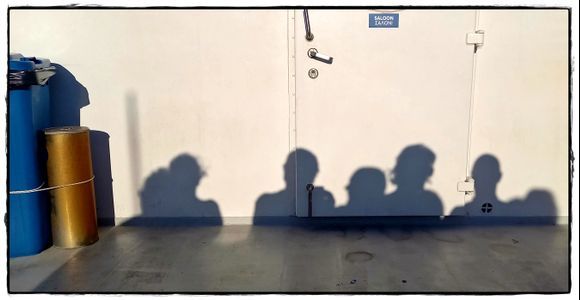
<box><xmin>293</xmin><ymin>10</ymin><xmax>477</xmax><ymax>217</ymax></box>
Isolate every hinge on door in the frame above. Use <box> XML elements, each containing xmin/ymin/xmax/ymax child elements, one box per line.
<box><xmin>466</xmin><ymin>30</ymin><xmax>485</xmax><ymax>52</ymax></box>
<box><xmin>457</xmin><ymin>176</ymin><xmax>475</xmax><ymax>194</ymax></box>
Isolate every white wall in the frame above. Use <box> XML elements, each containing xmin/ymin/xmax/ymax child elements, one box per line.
<box><xmin>10</xmin><ymin>10</ymin><xmax>292</xmax><ymax>221</ymax></box>
<box><xmin>294</xmin><ymin>10</ymin><xmax>476</xmax><ymax>217</ymax></box>
<box><xmin>467</xmin><ymin>10</ymin><xmax>569</xmax><ymax>217</ymax></box>
<box><xmin>10</xmin><ymin>9</ymin><xmax>569</xmax><ymax>221</ymax></box>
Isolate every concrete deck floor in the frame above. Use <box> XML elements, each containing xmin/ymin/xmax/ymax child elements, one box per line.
<box><xmin>9</xmin><ymin>224</ymin><xmax>569</xmax><ymax>293</ymax></box>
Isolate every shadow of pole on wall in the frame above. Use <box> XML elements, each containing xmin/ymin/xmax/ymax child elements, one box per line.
<box><xmin>125</xmin><ymin>91</ymin><xmax>142</xmax><ymax>218</ymax></box>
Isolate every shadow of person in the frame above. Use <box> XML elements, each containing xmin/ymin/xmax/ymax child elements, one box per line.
<box><xmin>335</xmin><ymin>168</ymin><xmax>387</xmax><ymax>216</ymax></box>
<box><xmin>38</xmin><ymin>156</ymin><xmax>223</xmax><ymax>292</ymax></box>
<box><xmin>127</xmin><ymin>153</ymin><xmax>222</xmax><ymax>226</ymax></box>
<box><xmin>253</xmin><ymin>148</ymin><xmax>334</xmax><ymax>225</ymax></box>
<box><xmin>519</xmin><ymin>190</ymin><xmax>557</xmax><ymax>218</ymax></box>
<box><xmin>451</xmin><ymin>154</ymin><xmax>510</xmax><ymax>216</ymax></box>
<box><xmin>384</xmin><ymin>145</ymin><xmax>443</xmax><ymax>216</ymax></box>
<box><xmin>451</xmin><ymin>155</ymin><xmax>558</xmax><ymax>224</ymax></box>
<box><xmin>507</xmin><ymin>189</ymin><xmax>557</xmax><ymax>224</ymax></box>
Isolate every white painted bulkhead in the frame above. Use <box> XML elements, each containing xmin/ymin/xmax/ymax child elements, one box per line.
<box><xmin>9</xmin><ymin>9</ymin><xmax>569</xmax><ymax>223</ymax></box>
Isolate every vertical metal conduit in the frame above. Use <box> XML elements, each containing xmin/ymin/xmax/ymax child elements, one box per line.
<box><xmin>303</xmin><ymin>9</ymin><xmax>314</xmax><ymax>41</ymax></box>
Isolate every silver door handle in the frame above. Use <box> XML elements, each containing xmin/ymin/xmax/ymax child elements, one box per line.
<box><xmin>308</xmin><ymin>48</ymin><xmax>333</xmax><ymax>64</ymax></box>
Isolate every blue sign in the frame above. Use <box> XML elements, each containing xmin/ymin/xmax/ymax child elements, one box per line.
<box><xmin>369</xmin><ymin>14</ymin><xmax>399</xmax><ymax>28</ymax></box>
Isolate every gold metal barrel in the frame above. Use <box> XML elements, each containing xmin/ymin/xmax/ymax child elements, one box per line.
<box><xmin>45</xmin><ymin>126</ymin><xmax>99</xmax><ymax>248</ymax></box>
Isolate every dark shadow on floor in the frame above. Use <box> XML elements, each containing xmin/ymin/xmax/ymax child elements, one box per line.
<box><xmin>26</xmin><ymin>223</ymin><xmax>568</xmax><ymax>293</ymax></box>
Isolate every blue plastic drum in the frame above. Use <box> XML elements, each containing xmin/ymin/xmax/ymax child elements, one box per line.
<box><xmin>8</xmin><ymin>55</ymin><xmax>55</xmax><ymax>257</ymax></box>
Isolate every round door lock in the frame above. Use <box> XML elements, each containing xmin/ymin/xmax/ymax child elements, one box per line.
<box><xmin>307</xmin><ymin>48</ymin><xmax>318</xmax><ymax>58</ymax></box>
<box><xmin>308</xmin><ymin>68</ymin><xmax>319</xmax><ymax>79</ymax></box>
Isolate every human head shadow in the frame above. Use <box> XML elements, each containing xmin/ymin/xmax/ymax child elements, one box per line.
<box><xmin>450</xmin><ymin>154</ymin><xmax>557</xmax><ymax>225</ymax></box>
<box><xmin>123</xmin><ymin>153</ymin><xmax>222</xmax><ymax>226</ymax></box>
<box><xmin>253</xmin><ymin>148</ymin><xmax>335</xmax><ymax>225</ymax></box>
<box><xmin>508</xmin><ymin>189</ymin><xmax>557</xmax><ymax>225</ymax></box>
<box><xmin>335</xmin><ymin>167</ymin><xmax>387</xmax><ymax>216</ymax></box>
<box><xmin>90</xmin><ymin>130</ymin><xmax>116</xmax><ymax>226</ymax></box>
<box><xmin>49</xmin><ymin>63</ymin><xmax>89</xmax><ymax>127</ymax></box>
<box><xmin>384</xmin><ymin>144</ymin><xmax>443</xmax><ymax>216</ymax></box>
<box><xmin>451</xmin><ymin>154</ymin><xmax>509</xmax><ymax>217</ymax></box>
